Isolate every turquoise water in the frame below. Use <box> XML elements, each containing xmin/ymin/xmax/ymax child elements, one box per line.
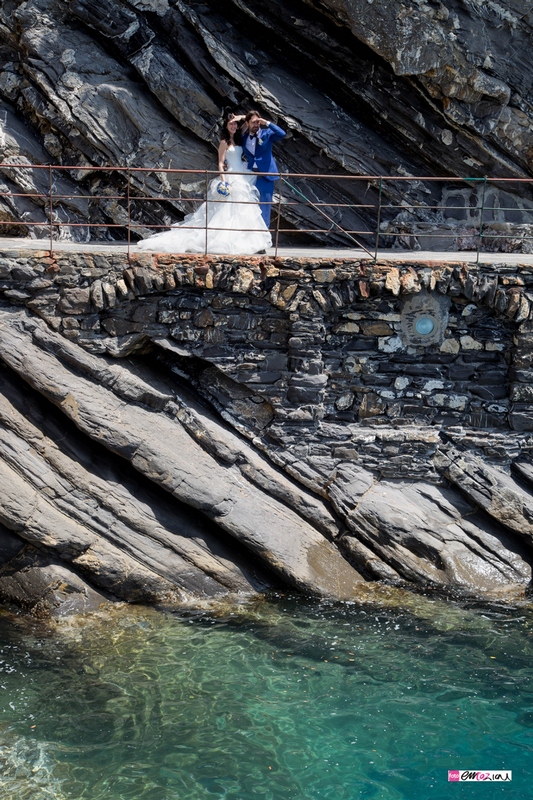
<box><xmin>1</xmin><ymin>591</ymin><xmax>532</xmax><ymax>799</ymax></box>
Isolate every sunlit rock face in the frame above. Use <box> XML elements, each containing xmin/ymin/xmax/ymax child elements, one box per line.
<box><xmin>1</xmin><ymin>0</ymin><xmax>533</xmax><ymax>246</ymax></box>
<box><xmin>2</xmin><ymin>0</ymin><xmax>533</xmax><ymax>613</ymax></box>
<box><xmin>1</xmin><ymin>251</ymin><xmax>533</xmax><ymax>614</ymax></box>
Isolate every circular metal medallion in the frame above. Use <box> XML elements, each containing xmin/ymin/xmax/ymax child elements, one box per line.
<box><xmin>415</xmin><ymin>316</ymin><xmax>435</xmax><ymax>336</ymax></box>
<box><xmin>400</xmin><ymin>291</ymin><xmax>449</xmax><ymax>347</ymax></box>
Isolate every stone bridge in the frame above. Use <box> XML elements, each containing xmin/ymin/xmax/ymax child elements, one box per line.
<box><xmin>2</xmin><ymin>245</ymin><xmax>533</xmax><ymax>614</ymax></box>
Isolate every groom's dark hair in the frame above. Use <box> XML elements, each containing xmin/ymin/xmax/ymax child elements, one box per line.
<box><xmin>245</xmin><ymin>110</ymin><xmax>261</xmax><ymax>122</ymax></box>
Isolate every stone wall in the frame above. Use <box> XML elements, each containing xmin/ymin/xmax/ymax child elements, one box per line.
<box><xmin>2</xmin><ymin>248</ymin><xmax>533</xmax><ymax>487</ymax></box>
<box><xmin>4</xmin><ymin>246</ymin><xmax>533</xmax><ymax>605</ymax></box>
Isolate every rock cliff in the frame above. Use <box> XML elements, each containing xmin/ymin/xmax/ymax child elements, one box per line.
<box><xmin>1</xmin><ymin>249</ymin><xmax>533</xmax><ymax>615</ymax></box>
<box><xmin>3</xmin><ymin>0</ymin><xmax>533</xmax><ymax>613</ymax></box>
<box><xmin>2</xmin><ymin>1</ymin><xmax>533</xmax><ymax>246</ymax></box>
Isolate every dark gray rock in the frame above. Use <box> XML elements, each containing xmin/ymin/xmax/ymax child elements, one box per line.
<box><xmin>435</xmin><ymin>445</ymin><xmax>533</xmax><ymax>546</ymax></box>
<box><xmin>2</xmin><ymin>0</ymin><xmax>533</xmax><ymax>244</ymax></box>
<box><xmin>0</xmin><ymin>546</ymin><xmax>114</xmax><ymax>617</ymax></box>
<box><xmin>0</xmin><ymin>306</ymin><xmax>364</xmax><ymax>602</ymax></box>
<box><xmin>343</xmin><ymin>480</ymin><xmax>532</xmax><ymax>596</ymax></box>
<box><xmin>0</xmin><ymin>524</ymin><xmax>24</xmax><ymax>565</ymax></box>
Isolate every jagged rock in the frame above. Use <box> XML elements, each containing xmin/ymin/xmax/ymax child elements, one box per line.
<box><xmin>342</xmin><ymin>479</ymin><xmax>532</xmax><ymax>596</ymax></box>
<box><xmin>0</xmin><ymin>545</ymin><xmax>114</xmax><ymax>617</ymax></box>
<box><xmin>2</xmin><ymin>0</ymin><xmax>533</xmax><ymax>244</ymax></box>
<box><xmin>338</xmin><ymin>535</ymin><xmax>403</xmax><ymax>584</ymax></box>
<box><xmin>0</xmin><ymin>368</ymin><xmax>274</xmax><ymax>602</ymax></box>
<box><xmin>512</xmin><ymin>460</ymin><xmax>533</xmax><ymax>490</ymax></box>
<box><xmin>326</xmin><ymin>462</ymin><xmax>375</xmax><ymax>518</ymax></box>
<box><xmin>0</xmin><ymin>305</ymin><xmax>364</xmax><ymax>602</ymax></box>
<box><xmin>435</xmin><ymin>445</ymin><xmax>533</xmax><ymax>545</ymax></box>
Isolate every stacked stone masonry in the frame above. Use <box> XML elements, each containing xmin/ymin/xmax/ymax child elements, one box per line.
<box><xmin>1</xmin><ymin>250</ymin><xmax>533</xmax><ymax>486</ymax></box>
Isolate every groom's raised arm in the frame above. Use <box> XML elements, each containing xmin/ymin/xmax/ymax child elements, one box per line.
<box><xmin>263</xmin><ymin>121</ymin><xmax>286</xmax><ymax>141</ymax></box>
<box><xmin>255</xmin><ymin>117</ymin><xmax>285</xmax><ymax>142</ymax></box>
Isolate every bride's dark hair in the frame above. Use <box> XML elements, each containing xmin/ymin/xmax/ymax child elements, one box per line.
<box><xmin>221</xmin><ymin>113</ymin><xmax>243</xmax><ymax>146</ymax></box>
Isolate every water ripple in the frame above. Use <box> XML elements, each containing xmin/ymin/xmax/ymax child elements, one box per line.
<box><xmin>0</xmin><ymin>595</ymin><xmax>532</xmax><ymax>798</ymax></box>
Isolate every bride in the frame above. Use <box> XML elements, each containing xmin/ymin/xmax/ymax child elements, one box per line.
<box><xmin>137</xmin><ymin>114</ymin><xmax>272</xmax><ymax>255</ymax></box>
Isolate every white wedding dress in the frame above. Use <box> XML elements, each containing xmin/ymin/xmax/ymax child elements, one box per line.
<box><xmin>137</xmin><ymin>145</ymin><xmax>272</xmax><ymax>255</ymax></box>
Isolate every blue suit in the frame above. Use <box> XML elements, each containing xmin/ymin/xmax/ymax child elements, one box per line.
<box><xmin>242</xmin><ymin>122</ymin><xmax>286</xmax><ymax>227</ymax></box>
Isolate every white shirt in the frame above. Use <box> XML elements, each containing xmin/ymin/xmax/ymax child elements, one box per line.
<box><xmin>247</xmin><ymin>134</ymin><xmax>257</xmax><ymax>156</ymax></box>
<box><xmin>247</xmin><ymin>123</ymin><xmax>270</xmax><ymax>156</ymax></box>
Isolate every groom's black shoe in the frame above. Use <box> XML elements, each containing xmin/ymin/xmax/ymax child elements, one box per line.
<box><xmin>256</xmin><ymin>249</ymin><xmax>266</xmax><ymax>254</ymax></box>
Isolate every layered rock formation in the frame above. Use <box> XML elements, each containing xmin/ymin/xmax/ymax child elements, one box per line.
<box><xmin>1</xmin><ymin>249</ymin><xmax>533</xmax><ymax>614</ymax></box>
<box><xmin>3</xmin><ymin>0</ymin><xmax>533</xmax><ymax>613</ymax></box>
<box><xmin>2</xmin><ymin>0</ymin><xmax>533</xmax><ymax>246</ymax></box>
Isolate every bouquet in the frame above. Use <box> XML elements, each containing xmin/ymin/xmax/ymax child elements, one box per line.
<box><xmin>216</xmin><ymin>181</ymin><xmax>231</xmax><ymax>197</ymax></box>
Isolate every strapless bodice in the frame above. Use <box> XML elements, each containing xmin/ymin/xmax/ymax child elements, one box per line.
<box><xmin>225</xmin><ymin>145</ymin><xmax>247</xmax><ymax>172</ymax></box>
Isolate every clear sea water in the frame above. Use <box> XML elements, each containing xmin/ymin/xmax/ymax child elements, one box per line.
<box><xmin>1</xmin><ymin>588</ymin><xmax>532</xmax><ymax>800</ymax></box>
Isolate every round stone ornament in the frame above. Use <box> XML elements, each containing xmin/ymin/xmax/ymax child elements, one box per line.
<box><xmin>400</xmin><ymin>291</ymin><xmax>450</xmax><ymax>347</ymax></box>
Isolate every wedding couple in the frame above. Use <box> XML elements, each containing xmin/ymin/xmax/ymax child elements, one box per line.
<box><xmin>138</xmin><ymin>111</ymin><xmax>286</xmax><ymax>255</ymax></box>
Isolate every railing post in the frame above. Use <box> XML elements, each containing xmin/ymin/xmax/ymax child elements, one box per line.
<box><xmin>374</xmin><ymin>177</ymin><xmax>383</xmax><ymax>262</ymax></box>
<box><xmin>205</xmin><ymin>171</ymin><xmax>209</xmax><ymax>255</ymax></box>
<box><xmin>274</xmin><ymin>181</ymin><xmax>282</xmax><ymax>258</ymax></box>
<box><xmin>48</xmin><ymin>164</ymin><xmax>53</xmax><ymax>253</ymax></box>
<box><xmin>476</xmin><ymin>177</ymin><xmax>487</xmax><ymax>265</ymax></box>
<box><xmin>127</xmin><ymin>167</ymin><xmax>131</xmax><ymax>264</ymax></box>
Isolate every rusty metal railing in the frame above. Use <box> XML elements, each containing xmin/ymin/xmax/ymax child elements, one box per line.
<box><xmin>1</xmin><ymin>163</ymin><xmax>533</xmax><ymax>263</ymax></box>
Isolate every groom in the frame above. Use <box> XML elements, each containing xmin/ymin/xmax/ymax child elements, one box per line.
<box><xmin>242</xmin><ymin>111</ymin><xmax>286</xmax><ymax>227</ymax></box>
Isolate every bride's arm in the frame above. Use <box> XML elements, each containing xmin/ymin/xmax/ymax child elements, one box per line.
<box><xmin>217</xmin><ymin>140</ymin><xmax>228</xmax><ymax>182</ymax></box>
<box><xmin>230</xmin><ymin>113</ymin><xmax>247</xmax><ymax>135</ymax></box>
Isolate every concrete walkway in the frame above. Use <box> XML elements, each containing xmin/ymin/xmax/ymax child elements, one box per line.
<box><xmin>1</xmin><ymin>237</ymin><xmax>533</xmax><ymax>265</ymax></box>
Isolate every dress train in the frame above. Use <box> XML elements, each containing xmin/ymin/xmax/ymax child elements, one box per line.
<box><xmin>137</xmin><ymin>145</ymin><xmax>272</xmax><ymax>255</ymax></box>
